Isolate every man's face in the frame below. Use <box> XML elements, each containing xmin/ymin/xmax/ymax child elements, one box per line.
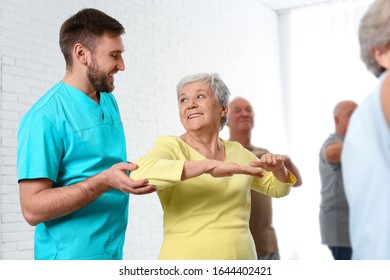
<box><xmin>227</xmin><ymin>98</ymin><xmax>254</xmax><ymax>132</ymax></box>
<box><xmin>87</xmin><ymin>34</ymin><xmax>125</xmax><ymax>93</ymax></box>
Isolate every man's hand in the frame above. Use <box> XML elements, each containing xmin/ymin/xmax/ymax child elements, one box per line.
<box><xmin>100</xmin><ymin>162</ymin><xmax>156</xmax><ymax>195</ymax></box>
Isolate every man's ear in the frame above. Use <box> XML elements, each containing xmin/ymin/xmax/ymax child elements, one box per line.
<box><xmin>334</xmin><ymin>115</ymin><xmax>340</xmax><ymax>126</ymax></box>
<box><xmin>74</xmin><ymin>43</ymin><xmax>88</xmax><ymax>65</ymax></box>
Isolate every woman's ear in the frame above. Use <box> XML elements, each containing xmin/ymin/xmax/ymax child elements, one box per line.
<box><xmin>373</xmin><ymin>48</ymin><xmax>390</xmax><ymax>69</ymax></box>
<box><xmin>221</xmin><ymin>106</ymin><xmax>228</xmax><ymax>117</ymax></box>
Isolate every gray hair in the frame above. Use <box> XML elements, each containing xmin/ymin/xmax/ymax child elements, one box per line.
<box><xmin>176</xmin><ymin>73</ymin><xmax>230</xmax><ymax>130</ymax></box>
<box><xmin>359</xmin><ymin>0</ymin><xmax>390</xmax><ymax>77</ymax></box>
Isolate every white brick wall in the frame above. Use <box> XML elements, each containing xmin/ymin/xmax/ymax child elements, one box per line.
<box><xmin>0</xmin><ymin>0</ymin><xmax>282</xmax><ymax>259</ymax></box>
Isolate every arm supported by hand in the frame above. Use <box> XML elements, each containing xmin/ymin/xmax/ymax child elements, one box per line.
<box><xmin>19</xmin><ymin>162</ymin><xmax>155</xmax><ymax>226</ymax></box>
<box><xmin>130</xmin><ymin>137</ymin><xmax>263</xmax><ymax>190</ymax></box>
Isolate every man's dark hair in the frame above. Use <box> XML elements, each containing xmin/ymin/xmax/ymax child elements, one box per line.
<box><xmin>59</xmin><ymin>8</ymin><xmax>125</xmax><ymax>68</ymax></box>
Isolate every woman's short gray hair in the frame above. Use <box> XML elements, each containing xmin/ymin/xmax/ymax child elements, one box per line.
<box><xmin>359</xmin><ymin>0</ymin><xmax>390</xmax><ymax>77</ymax></box>
<box><xmin>176</xmin><ymin>73</ymin><xmax>230</xmax><ymax>130</ymax></box>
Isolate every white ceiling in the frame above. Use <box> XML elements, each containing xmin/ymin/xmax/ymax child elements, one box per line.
<box><xmin>256</xmin><ymin>0</ymin><xmax>338</xmax><ymax>11</ymax></box>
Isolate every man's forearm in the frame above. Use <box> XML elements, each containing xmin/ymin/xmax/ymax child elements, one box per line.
<box><xmin>20</xmin><ymin>174</ymin><xmax>110</xmax><ymax>226</ymax></box>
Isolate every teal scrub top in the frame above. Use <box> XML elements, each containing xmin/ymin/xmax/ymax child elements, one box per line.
<box><xmin>17</xmin><ymin>82</ymin><xmax>129</xmax><ymax>260</ymax></box>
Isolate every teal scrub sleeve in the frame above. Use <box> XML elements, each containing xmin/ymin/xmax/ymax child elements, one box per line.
<box><xmin>17</xmin><ymin>111</ymin><xmax>63</xmax><ymax>182</ymax></box>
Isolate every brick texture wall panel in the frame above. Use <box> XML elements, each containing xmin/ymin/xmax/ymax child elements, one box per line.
<box><xmin>0</xmin><ymin>0</ymin><xmax>282</xmax><ymax>260</ymax></box>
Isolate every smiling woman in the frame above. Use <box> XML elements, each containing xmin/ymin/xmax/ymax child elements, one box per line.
<box><xmin>177</xmin><ymin>73</ymin><xmax>230</xmax><ymax>132</ymax></box>
<box><xmin>178</xmin><ymin>80</ymin><xmax>224</xmax><ymax>138</ymax></box>
<box><xmin>130</xmin><ymin>72</ymin><xmax>297</xmax><ymax>260</ymax></box>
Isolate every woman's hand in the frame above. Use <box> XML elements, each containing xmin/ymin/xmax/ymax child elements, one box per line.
<box><xmin>207</xmin><ymin>160</ymin><xmax>263</xmax><ymax>178</ymax></box>
<box><xmin>250</xmin><ymin>153</ymin><xmax>292</xmax><ymax>183</ymax></box>
<box><xmin>250</xmin><ymin>153</ymin><xmax>284</xmax><ymax>172</ymax></box>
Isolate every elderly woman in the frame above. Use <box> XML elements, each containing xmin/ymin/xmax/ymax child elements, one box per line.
<box><xmin>131</xmin><ymin>73</ymin><xmax>296</xmax><ymax>260</ymax></box>
<box><xmin>341</xmin><ymin>0</ymin><xmax>390</xmax><ymax>260</ymax></box>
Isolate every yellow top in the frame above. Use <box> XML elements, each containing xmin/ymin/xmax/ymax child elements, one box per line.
<box><xmin>130</xmin><ymin>136</ymin><xmax>294</xmax><ymax>260</ymax></box>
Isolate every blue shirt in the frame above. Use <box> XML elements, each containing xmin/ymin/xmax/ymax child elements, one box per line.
<box><xmin>17</xmin><ymin>82</ymin><xmax>129</xmax><ymax>259</ymax></box>
<box><xmin>342</xmin><ymin>71</ymin><xmax>390</xmax><ymax>259</ymax></box>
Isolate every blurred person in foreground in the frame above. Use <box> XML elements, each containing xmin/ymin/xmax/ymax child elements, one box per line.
<box><xmin>342</xmin><ymin>0</ymin><xmax>390</xmax><ymax>260</ymax></box>
<box><xmin>130</xmin><ymin>73</ymin><xmax>296</xmax><ymax>259</ymax></box>
<box><xmin>227</xmin><ymin>96</ymin><xmax>302</xmax><ymax>260</ymax></box>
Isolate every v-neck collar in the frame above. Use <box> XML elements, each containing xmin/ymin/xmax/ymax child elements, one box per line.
<box><xmin>176</xmin><ymin>136</ymin><xmax>227</xmax><ymax>161</ymax></box>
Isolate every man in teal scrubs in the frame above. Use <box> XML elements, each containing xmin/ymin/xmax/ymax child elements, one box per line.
<box><xmin>17</xmin><ymin>8</ymin><xmax>155</xmax><ymax>260</ymax></box>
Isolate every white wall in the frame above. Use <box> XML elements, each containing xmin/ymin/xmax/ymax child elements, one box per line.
<box><xmin>0</xmin><ymin>0</ymin><xmax>283</xmax><ymax>259</ymax></box>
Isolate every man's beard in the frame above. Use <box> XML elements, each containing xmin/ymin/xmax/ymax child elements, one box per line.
<box><xmin>87</xmin><ymin>58</ymin><xmax>114</xmax><ymax>93</ymax></box>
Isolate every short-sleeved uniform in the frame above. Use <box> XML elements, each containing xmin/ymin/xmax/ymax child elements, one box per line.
<box><xmin>130</xmin><ymin>136</ymin><xmax>294</xmax><ymax>260</ymax></box>
<box><xmin>17</xmin><ymin>82</ymin><xmax>128</xmax><ymax>260</ymax></box>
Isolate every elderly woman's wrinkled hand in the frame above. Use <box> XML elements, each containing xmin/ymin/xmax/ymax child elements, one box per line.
<box><xmin>207</xmin><ymin>160</ymin><xmax>263</xmax><ymax>178</ymax></box>
<box><xmin>249</xmin><ymin>153</ymin><xmax>285</xmax><ymax>172</ymax></box>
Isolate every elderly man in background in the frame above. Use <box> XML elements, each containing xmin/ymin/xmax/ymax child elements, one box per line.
<box><xmin>319</xmin><ymin>100</ymin><xmax>357</xmax><ymax>260</ymax></box>
<box><xmin>227</xmin><ymin>97</ymin><xmax>302</xmax><ymax>260</ymax></box>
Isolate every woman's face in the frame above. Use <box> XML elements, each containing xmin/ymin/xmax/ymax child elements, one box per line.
<box><xmin>178</xmin><ymin>81</ymin><xmax>225</xmax><ymax>134</ymax></box>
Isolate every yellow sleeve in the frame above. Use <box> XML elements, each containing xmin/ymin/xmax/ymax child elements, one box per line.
<box><xmin>130</xmin><ymin>136</ymin><xmax>185</xmax><ymax>190</ymax></box>
<box><xmin>251</xmin><ymin>170</ymin><xmax>296</xmax><ymax>198</ymax></box>
<box><xmin>235</xmin><ymin>143</ymin><xmax>296</xmax><ymax>197</ymax></box>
